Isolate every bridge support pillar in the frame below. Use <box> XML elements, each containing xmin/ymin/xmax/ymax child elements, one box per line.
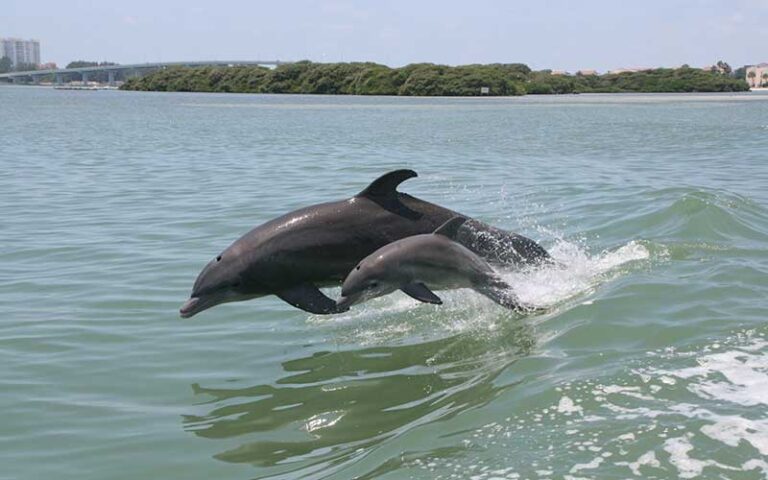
<box><xmin>81</xmin><ymin>72</ymin><xmax>89</xmax><ymax>84</ymax></box>
<box><xmin>108</xmin><ymin>71</ymin><xmax>116</xmax><ymax>86</ymax></box>
<box><xmin>55</xmin><ymin>73</ymin><xmax>63</xmax><ymax>85</ymax></box>
<box><xmin>32</xmin><ymin>75</ymin><xmax>40</xmax><ymax>85</ymax></box>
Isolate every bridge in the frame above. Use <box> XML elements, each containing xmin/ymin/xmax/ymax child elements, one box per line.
<box><xmin>0</xmin><ymin>60</ymin><xmax>286</xmax><ymax>85</ymax></box>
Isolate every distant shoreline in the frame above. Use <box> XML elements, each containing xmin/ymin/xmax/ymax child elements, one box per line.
<box><xmin>118</xmin><ymin>62</ymin><xmax>749</xmax><ymax>97</ymax></box>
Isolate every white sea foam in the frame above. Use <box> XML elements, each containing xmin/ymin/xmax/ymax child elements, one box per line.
<box><xmin>409</xmin><ymin>331</ymin><xmax>768</xmax><ymax>479</ymax></box>
<box><xmin>742</xmin><ymin>459</ymin><xmax>768</xmax><ymax>475</ymax></box>
<box><xmin>556</xmin><ymin>396</ymin><xmax>583</xmax><ymax>415</ymax></box>
<box><xmin>664</xmin><ymin>434</ymin><xmax>741</xmax><ymax>478</ymax></box>
<box><xmin>593</xmin><ymin>384</ymin><xmax>656</xmax><ymax>401</ymax></box>
<box><xmin>655</xmin><ymin>339</ymin><xmax>768</xmax><ymax>407</ymax></box>
<box><xmin>569</xmin><ymin>456</ymin><xmax>603</xmax><ymax>473</ymax></box>
<box><xmin>609</xmin><ymin>335</ymin><xmax>768</xmax><ymax>476</ymax></box>
<box><xmin>615</xmin><ymin>450</ymin><xmax>660</xmax><ymax>476</ymax></box>
<box><xmin>700</xmin><ymin>415</ymin><xmax>768</xmax><ymax>455</ymax></box>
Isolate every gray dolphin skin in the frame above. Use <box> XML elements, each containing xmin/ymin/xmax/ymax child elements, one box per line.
<box><xmin>337</xmin><ymin>217</ymin><xmax>528</xmax><ymax>311</ymax></box>
<box><xmin>180</xmin><ymin>169</ymin><xmax>549</xmax><ymax>317</ymax></box>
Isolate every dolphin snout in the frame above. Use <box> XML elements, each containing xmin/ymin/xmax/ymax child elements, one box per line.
<box><xmin>336</xmin><ymin>295</ymin><xmax>355</xmax><ymax>310</ymax></box>
<box><xmin>337</xmin><ymin>283</ymin><xmax>370</xmax><ymax>310</ymax></box>
<box><xmin>180</xmin><ymin>297</ymin><xmax>200</xmax><ymax>318</ymax></box>
<box><xmin>338</xmin><ymin>281</ymin><xmax>363</xmax><ymax>309</ymax></box>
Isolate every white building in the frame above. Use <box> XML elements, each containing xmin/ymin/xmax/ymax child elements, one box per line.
<box><xmin>1</xmin><ymin>38</ymin><xmax>41</xmax><ymax>69</ymax></box>
<box><xmin>746</xmin><ymin>63</ymin><xmax>768</xmax><ymax>88</ymax></box>
<box><xmin>607</xmin><ymin>67</ymin><xmax>653</xmax><ymax>74</ymax></box>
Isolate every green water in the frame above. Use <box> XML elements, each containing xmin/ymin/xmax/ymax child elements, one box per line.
<box><xmin>2</xmin><ymin>86</ymin><xmax>767</xmax><ymax>479</ymax></box>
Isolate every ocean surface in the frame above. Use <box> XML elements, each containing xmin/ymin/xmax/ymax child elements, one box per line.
<box><xmin>2</xmin><ymin>86</ymin><xmax>767</xmax><ymax>480</ymax></box>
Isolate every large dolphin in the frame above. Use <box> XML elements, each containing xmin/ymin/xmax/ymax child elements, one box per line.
<box><xmin>180</xmin><ymin>169</ymin><xmax>549</xmax><ymax>317</ymax></box>
<box><xmin>337</xmin><ymin>217</ymin><xmax>528</xmax><ymax>311</ymax></box>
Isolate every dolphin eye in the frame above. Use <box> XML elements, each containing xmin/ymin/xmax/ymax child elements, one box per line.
<box><xmin>356</xmin><ymin>265</ymin><xmax>360</xmax><ymax>270</ymax></box>
<box><xmin>232</xmin><ymin>281</ymin><xmax>241</xmax><ymax>288</ymax></box>
<box><xmin>216</xmin><ymin>255</ymin><xmax>222</xmax><ymax>262</ymax></box>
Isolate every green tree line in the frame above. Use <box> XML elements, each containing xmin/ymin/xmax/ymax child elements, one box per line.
<box><xmin>119</xmin><ymin>61</ymin><xmax>750</xmax><ymax>96</ymax></box>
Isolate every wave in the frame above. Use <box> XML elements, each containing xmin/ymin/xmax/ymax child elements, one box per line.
<box><xmin>397</xmin><ymin>328</ymin><xmax>768</xmax><ymax>479</ymax></box>
<box><xmin>182</xmin><ymin>186</ymin><xmax>768</xmax><ymax>479</ymax></box>
<box><xmin>588</xmin><ymin>188</ymin><xmax>768</xmax><ymax>245</ymax></box>
<box><xmin>404</xmin><ymin>328</ymin><xmax>768</xmax><ymax>479</ymax></box>
<box><xmin>183</xmin><ymin>237</ymin><xmax>654</xmax><ymax>478</ymax></box>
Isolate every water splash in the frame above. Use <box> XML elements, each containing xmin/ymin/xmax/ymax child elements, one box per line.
<box><xmin>503</xmin><ymin>239</ymin><xmax>651</xmax><ymax>308</ymax></box>
<box><xmin>310</xmin><ymin>238</ymin><xmax>651</xmax><ymax>346</ymax></box>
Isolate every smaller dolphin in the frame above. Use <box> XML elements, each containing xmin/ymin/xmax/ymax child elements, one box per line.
<box><xmin>337</xmin><ymin>217</ymin><xmax>531</xmax><ymax>312</ymax></box>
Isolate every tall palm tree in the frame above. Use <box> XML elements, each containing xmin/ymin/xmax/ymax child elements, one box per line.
<box><xmin>762</xmin><ymin>72</ymin><xmax>768</xmax><ymax>88</ymax></box>
<box><xmin>747</xmin><ymin>70</ymin><xmax>756</xmax><ymax>87</ymax></box>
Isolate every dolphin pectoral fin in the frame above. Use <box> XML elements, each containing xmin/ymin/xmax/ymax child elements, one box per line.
<box><xmin>477</xmin><ymin>286</ymin><xmax>524</xmax><ymax>311</ymax></box>
<box><xmin>276</xmin><ymin>284</ymin><xmax>349</xmax><ymax>315</ymax></box>
<box><xmin>401</xmin><ymin>282</ymin><xmax>443</xmax><ymax>305</ymax></box>
<box><xmin>476</xmin><ymin>282</ymin><xmax>537</xmax><ymax>313</ymax></box>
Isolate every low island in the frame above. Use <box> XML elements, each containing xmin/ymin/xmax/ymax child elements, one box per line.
<box><xmin>120</xmin><ymin>61</ymin><xmax>749</xmax><ymax>96</ymax></box>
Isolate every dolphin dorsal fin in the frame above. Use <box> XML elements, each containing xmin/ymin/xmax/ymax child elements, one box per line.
<box><xmin>434</xmin><ymin>216</ymin><xmax>468</xmax><ymax>239</ymax></box>
<box><xmin>358</xmin><ymin>169</ymin><xmax>417</xmax><ymax>199</ymax></box>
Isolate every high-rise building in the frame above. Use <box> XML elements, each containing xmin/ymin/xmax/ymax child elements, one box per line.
<box><xmin>1</xmin><ymin>38</ymin><xmax>41</xmax><ymax>69</ymax></box>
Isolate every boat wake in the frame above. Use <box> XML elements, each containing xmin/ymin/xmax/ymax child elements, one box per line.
<box><xmin>406</xmin><ymin>328</ymin><xmax>768</xmax><ymax>479</ymax></box>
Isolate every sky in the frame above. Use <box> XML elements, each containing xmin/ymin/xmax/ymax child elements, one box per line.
<box><xmin>2</xmin><ymin>0</ymin><xmax>767</xmax><ymax>71</ymax></box>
